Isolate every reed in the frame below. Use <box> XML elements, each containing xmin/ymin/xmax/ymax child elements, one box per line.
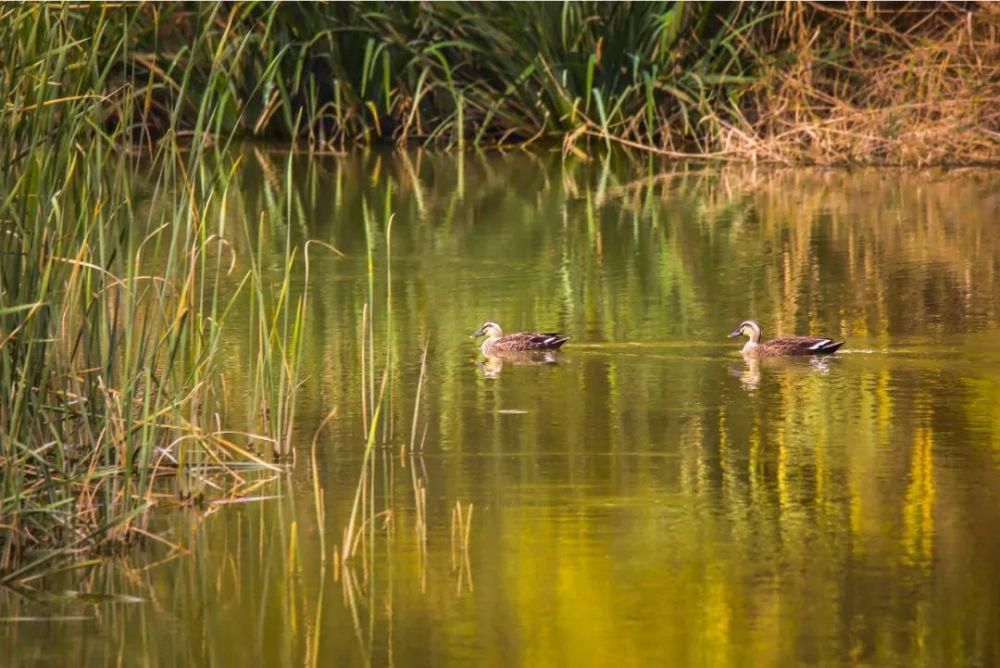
<box><xmin>450</xmin><ymin>501</ymin><xmax>474</xmax><ymax>595</ymax></box>
<box><xmin>0</xmin><ymin>5</ymin><xmax>302</xmax><ymax>583</ymax></box>
<box><xmin>5</xmin><ymin>3</ymin><xmax>996</xmax><ymax>164</ymax></box>
<box><xmin>341</xmin><ymin>201</ymin><xmax>393</xmax><ymax>568</ymax></box>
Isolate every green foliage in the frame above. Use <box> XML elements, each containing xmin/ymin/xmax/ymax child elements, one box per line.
<box><xmin>9</xmin><ymin>2</ymin><xmax>997</xmax><ymax>162</ymax></box>
<box><xmin>0</xmin><ymin>4</ymin><xmax>301</xmax><ymax>582</ymax></box>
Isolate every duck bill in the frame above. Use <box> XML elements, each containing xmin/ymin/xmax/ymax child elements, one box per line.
<box><xmin>472</xmin><ymin>328</ymin><xmax>485</xmax><ymax>338</ymax></box>
<box><xmin>728</xmin><ymin>330</ymin><xmax>742</xmax><ymax>338</ymax></box>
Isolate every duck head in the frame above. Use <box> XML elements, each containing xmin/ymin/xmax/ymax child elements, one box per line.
<box><xmin>473</xmin><ymin>321</ymin><xmax>503</xmax><ymax>340</ymax></box>
<box><xmin>729</xmin><ymin>319</ymin><xmax>762</xmax><ymax>344</ymax></box>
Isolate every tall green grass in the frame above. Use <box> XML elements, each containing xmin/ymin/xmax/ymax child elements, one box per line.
<box><xmin>5</xmin><ymin>3</ymin><xmax>995</xmax><ymax>163</ymax></box>
<box><xmin>0</xmin><ymin>5</ymin><xmax>300</xmax><ymax>583</ymax></box>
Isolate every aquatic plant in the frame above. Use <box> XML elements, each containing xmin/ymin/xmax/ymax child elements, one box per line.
<box><xmin>0</xmin><ymin>4</ymin><xmax>303</xmax><ymax>583</ymax></box>
<box><xmin>6</xmin><ymin>2</ymin><xmax>999</xmax><ymax>164</ymax></box>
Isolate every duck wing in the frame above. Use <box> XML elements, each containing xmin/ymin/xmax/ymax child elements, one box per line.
<box><xmin>497</xmin><ymin>332</ymin><xmax>571</xmax><ymax>351</ymax></box>
<box><xmin>764</xmin><ymin>336</ymin><xmax>844</xmax><ymax>356</ymax></box>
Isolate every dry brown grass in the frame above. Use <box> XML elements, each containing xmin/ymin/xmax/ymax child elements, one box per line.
<box><xmin>708</xmin><ymin>3</ymin><xmax>1000</xmax><ymax>165</ymax></box>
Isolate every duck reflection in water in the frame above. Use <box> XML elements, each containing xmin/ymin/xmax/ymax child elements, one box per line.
<box><xmin>730</xmin><ymin>355</ymin><xmax>834</xmax><ymax>392</ymax></box>
<box><xmin>478</xmin><ymin>350</ymin><xmax>561</xmax><ymax>378</ymax></box>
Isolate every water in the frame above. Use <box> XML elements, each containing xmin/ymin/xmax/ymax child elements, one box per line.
<box><xmin>4</xmin><ymin>152</ymin><xmax>1000</xmax><ymax>666</ymax></box>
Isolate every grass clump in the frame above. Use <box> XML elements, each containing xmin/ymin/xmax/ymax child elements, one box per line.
<box><xmin>0</xmin><ymin>5</ymin><xmax>301</xmax><ymax>584</ymax></box>
<box><xmin>6</xmin><ymin>2</ymin><xmax>996</xmax><ymax>164</ymax></box>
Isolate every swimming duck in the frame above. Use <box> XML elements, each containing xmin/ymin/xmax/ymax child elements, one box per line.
<box><xmin>729</xmin><ymin>319</ymin><xmax>844</xmax><ymax>357</ymax></box>
<box><xmin>472</xmin><ymin>321</ymin><xmax>570</xmax><ymax>355</ymax></box>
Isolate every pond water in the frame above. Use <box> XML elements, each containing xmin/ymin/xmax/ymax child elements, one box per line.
<box><xmin>4</xmin><ymin>151</ymin><xmax>1000</xmax><ymax>666</ymax></box>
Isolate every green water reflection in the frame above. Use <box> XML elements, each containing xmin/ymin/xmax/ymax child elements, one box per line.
<box><xmin>4</xmin><ymin>152</ymin><xmax>1000</xmax><ymax>666</ymax></box>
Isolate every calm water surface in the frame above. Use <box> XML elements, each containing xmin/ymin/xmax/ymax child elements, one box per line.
<box><xmin>4</xmin><ymin>152</ymin><xmax>1000</xmax><ymax>666</ymax></box>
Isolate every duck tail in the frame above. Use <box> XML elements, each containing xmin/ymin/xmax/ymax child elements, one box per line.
<box><xmin>549</xmin><ymin>335</ymin><xmax>571</xmax><ymax>349</ymax></box>
<box><xmin>814</xmin><ymin>339</ymin><xmax>844</xmax><ymax>354</ymax></box>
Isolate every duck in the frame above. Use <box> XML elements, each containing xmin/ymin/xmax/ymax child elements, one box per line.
<box><xmin>472</xmin><ymin>320</ymin><xmax>570</xmax><ymax>356</ymax></box>
<box><xmin>729</xmin><ymin>319</ymin><xmax>844</xmax><ymax>358</ymax></box>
